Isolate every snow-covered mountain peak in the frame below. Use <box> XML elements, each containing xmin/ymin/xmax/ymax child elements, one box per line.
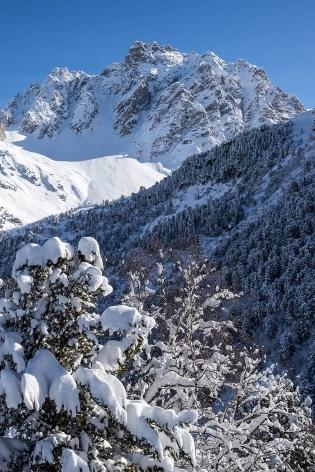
<box><xmin>124</xmin><ymin>41</ymin><xmax>185</xmax><ymax>68</ymax></box>
<box><xmin>48</xmin><ymin>66</ymin><xmax>83</xmax><ymax>80</ymax></box>
<box><xmin>42</xmin><ymin>67</ymin><xmax>87</xmax><ymax>92</ymax></box>
<box><xmin>0</xmin><ymin>42</ymin><xmax>305</xmax><ymax>167</ymax></box>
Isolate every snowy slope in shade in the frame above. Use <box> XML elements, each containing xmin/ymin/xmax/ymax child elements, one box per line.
<box><xmin>1</xmin><ymin>42</ymin><xmax>304</xmax><ymax>169</ymax></box>
<box><xmin>0</xmin><ymin>140</ymin><xmax>166</xmax><ymax>229</ymax></box>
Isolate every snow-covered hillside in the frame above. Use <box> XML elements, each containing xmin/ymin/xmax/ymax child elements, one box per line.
<box><xmin>0</xmin><ymin>139</ymin><xmax>166</xmax><ymax>229</ymax></box>
<box><xmin>1</xmin><ymin>110</ymin><xmax>314</xmax><ymax>401</ymax></box>
<box><xmin>1</xmin><ymin>42</ymin><xmax>304</xmax><ymax>168</ymax></box>
<box><xmin>0</xmin><ymin>41</ymin><xmax>305</xmax><ymax>228</ymax></box>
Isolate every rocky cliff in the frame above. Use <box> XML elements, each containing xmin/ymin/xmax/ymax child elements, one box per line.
<box><xmin>0</xmin><ymin>42</ymin><xmax>304</xmax><ymax>167</ymax></box>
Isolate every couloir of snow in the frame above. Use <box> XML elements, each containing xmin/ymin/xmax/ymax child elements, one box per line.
<box><xmin>0</xmin><ymin>138</ymin><xmax>167</xmax><ymax>229</ymax></box>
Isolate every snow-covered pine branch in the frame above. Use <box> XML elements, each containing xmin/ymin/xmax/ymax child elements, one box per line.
<box><xmin>0</xmin><ymin>236</ymin><xmax>197</xmax><ymax>471</ymax></box>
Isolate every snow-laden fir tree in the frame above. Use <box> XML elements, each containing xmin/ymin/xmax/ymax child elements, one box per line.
<box><xmin>0</xmin><ymin>237</ymin><xmax>197</xmax><ymax>471</ymax></box>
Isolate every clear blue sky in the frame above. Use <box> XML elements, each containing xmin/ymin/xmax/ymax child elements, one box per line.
<box><xmin>1</xmin><ymin>0</ymin><xmax>314</xmax><ymax>108</ymax></box>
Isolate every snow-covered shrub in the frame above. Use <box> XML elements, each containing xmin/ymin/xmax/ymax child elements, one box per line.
<box><xmin>122</xmin><ymin>252</ymin><xmax>315</xmax><ymax>470</ymax></box>
<box><xmin>199</xmin><ymin>353</ymin><xmax>315</xmax><ymax>471</ymax></box>
<box><xmin>0</xmin><ymin>236</ymin><xmax>196</xmax><ymax>471</ymax></box>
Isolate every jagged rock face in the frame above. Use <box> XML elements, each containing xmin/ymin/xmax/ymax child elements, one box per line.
<box><xmin>114</xmin><ymin>79</ymin><xmax>151</xmax><ymax>135</ymax></box>
<box><xmin>0</xmin><ymin>122</ymin><xmax>6</xmax><ymax>141</ymax></box>
<box><xmin>0</xmin><ymin>41</ymin><xmax>304</xmax><ymax>168</ymax></box>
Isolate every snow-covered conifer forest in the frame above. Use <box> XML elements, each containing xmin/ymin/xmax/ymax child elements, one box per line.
<box><xmin>0</xmin><ymin>237</ymin><xmax>313</xmax><ymax>470</ymax></box>
<box><xmin>0</xmin><ymin>42</ymin><xmax>314</xmax><ymax>470</ymax></box>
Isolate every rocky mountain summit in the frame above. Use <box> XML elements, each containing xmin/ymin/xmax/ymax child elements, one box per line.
<box><xmin>0</xmin><ymin>42</ymin><xmax>304</xmax><ymax>167</ymax></box>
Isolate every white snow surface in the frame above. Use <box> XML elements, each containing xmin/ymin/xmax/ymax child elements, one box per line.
<box><xmin>125</xmin><ymin>400</ymin><xmax>197</xmax><ymax>466</ymax></box>
<box><xmin>74</xmin><ymin>366</ymin><xmax>128</xmax><ymax>424</ymax></box>
<box><xmin>13</xmin><ymin>237</ymin><xmax>73</xmax><ymax>275</ymax></box>
<box><xmin>78</xmin><ymin>236</ymin><xmax>103</xmax><ymax>268</ymax></box>
<box><xmin>72</xmin><ymin>261</ymin><xmax>113</xmax><ymax>295</ymax></box>
<box><xmin>21</xmin><ymin>349</ymin><xmax>80</xmax><ymax>416</ymax></box>
<box><xmin>95</xmin><ymin>305</ymin><xmax>156</xmax><ymax>372</ymax></box>
<box><xmin>0</xmin><ymin>138</ymin><xmax>166</xmax><ymax>229</ymax></box>
<box><xmin>93</xmin><ymin>337</ymin><xmax>136</xmax><ymax>372</ymax></box>
<box><xmin>0</xmin><ymin>332</ymin><xmax>25</xmax><ymax>372</ymax></box>
<box><xmin>11</xmin><ymin>236</ymin><xmax>113</xmax><ymax>296</ymax></box>
<box><xmin>61</xmin><ymin>448</ymin><xmax>89</xmax><ymax>472</ymax></box>
<box><xmin>0</xmin><ymin>368</ymin><xmax>23</xmax><ymax>408</ymax></box>
<box><xmin>12</xmin><ymin>237</ymin><xmax>74</xmax><ymax>293</ymax></box>
<box><xmin>32</xmin><ymin>433</ymin><xmax>70</xmax><ymax>465</ymax></box>
<box><xmin>101</xmin><ymin>305</ymin><xmax>155</xmax><ymax>334</ymax></box>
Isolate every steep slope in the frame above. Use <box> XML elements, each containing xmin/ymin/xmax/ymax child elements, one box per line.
<box><xmin>0</xmin><ymin>139</ymin><xmax>166</xmax><ymax>229</ymax></box>
<box><xmin>1</xmin><ymin>42</ymin><xmax>304</xmax><ymax>168</ymax></box>
<box><xmin>0</xmin><ymin>110</ymin><xmax>313</xmax><ymax>397</ymax></box>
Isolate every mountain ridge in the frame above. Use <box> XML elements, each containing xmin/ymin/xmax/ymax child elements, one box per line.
<box><xmin>1</xmin><ymin>41</ymin><xmax>304</xmax><ymax>168</ymax></box>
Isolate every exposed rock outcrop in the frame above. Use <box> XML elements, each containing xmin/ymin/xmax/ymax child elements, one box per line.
<box><xmin>0</xmin><ymin>42</ymin><xmax>304</xmax><ymax>167</ymax></box>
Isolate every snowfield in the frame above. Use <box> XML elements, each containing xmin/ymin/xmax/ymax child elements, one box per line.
<box><xmin>0</xmin><ymin>137</ymin><xmax>167</xmax><ymax>228</ymax></box>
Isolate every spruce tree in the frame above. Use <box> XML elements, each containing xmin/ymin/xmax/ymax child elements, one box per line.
<box><xmin>0</xmin><ymin>237</ymin><xmax>196</xmax><ymax>471</ymax></box>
